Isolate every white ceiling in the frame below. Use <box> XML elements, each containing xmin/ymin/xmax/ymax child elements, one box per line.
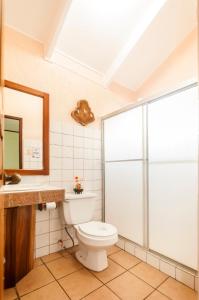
<box><xmin>56</xmin><ymin>0</ymin><xmax>157</xmax><ymax>73</ymax></box>
<box><xmin>5</xmin><ymin>0</ymin><xmax>197</xmax><ymax>91</ymax></box>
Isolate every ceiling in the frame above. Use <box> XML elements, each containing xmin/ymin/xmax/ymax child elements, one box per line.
<box><xmin>5</xmin><ymin>0</ymin><xmax>197</xmax><ymax>91</ymax></box>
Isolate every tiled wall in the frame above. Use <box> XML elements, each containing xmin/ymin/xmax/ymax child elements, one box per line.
<box><xmin>20</xmin><ymin>121</ymin><xmax>102</xmax><ymax>258</ymax></box>
<box><xmin>116</xmin><ymin>236</ymin><xmax>198</xmax><ymax>291</ymax></box>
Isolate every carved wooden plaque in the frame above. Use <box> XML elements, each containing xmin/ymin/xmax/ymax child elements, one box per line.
<box><xmin>71</xmin><ymin>100</ymin><xmax>95</xmax><ymax>126</ymax></box>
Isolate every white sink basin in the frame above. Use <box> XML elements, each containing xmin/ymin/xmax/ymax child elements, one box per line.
<box><xmin>0</xmin><ymin>184</ymin><xmax>63</xmax><ymax>193</ymax></box>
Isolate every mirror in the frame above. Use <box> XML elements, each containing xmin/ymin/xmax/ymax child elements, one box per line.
<box><xmin>3</xmin><ymin>80</ymin><xmax>49</xmax><ymax>175</ymax></box>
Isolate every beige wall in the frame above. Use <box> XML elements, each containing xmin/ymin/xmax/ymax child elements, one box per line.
<box><xmin>137</xmin><ymin>28</ymin><xmax>198</xmax><ymax>99</ymax></box>
<box><xmin>4</xmin><ymin>26</ymin><xmax>131</xmax><ymax>125</ymax></box>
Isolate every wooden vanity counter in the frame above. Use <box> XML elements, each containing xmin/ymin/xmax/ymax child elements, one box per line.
<box><xmin>3</xmin><ymin>188</ymin><xmax>65</xmax><ymax>208</ymax></box>
<box><xmin>3</xmin><ymin>187</ymin><xmax>65</xmax><ymax>288</ymax></box>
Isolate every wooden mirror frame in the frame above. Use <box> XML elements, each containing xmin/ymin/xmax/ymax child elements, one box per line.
<box><xmin>4</xmin><ymin>80</ymin><xmax>49</xmax><ymax>175</ymax></box>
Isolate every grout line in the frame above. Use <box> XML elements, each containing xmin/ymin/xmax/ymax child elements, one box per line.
<box><xmin>108</xmin><ymin>255</ymin><xmax>142</xmax><ymax>271</ymax></box>
<box><xmin>14</xmin><ymin>286</ymin><xmax>20</xmax><ymax>300</ymax></box>
<box><xmin>79</xmin><ymin>284</ymin><xmax>104</xmax><ymax>300</ymax></box>
<box><xmin>42</xmin><ymin>259</ymin><xmax>72</xmax><ymax>300</ymax></box>
<box><xmin>16</xmin><ymin>279</ymin><xmax>55</xmax><ymax>298</ymax></box>
<box><xmin>155</xmin><ymin>275</ymin><xmax>170</xmax><ymax>290</ymax></box>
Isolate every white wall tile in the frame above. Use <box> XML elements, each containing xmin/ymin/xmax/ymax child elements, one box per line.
<box><xmin>84</xmin><ymin>128</ymin><xmax>93</xmax><ymax>138</ymax></box>
<box><xmin>32</xmin><ymin>123</ymin><xmax>103</xmax><ymax>260</ymax></box>
<box><xmin>50</xmin><ymin>133</ymin><xmax>62</xmax><ymax>145</ymax></box>
<box><xmin>73</xmin><ymin>170</ymin><xmax>84</xmax><ymax>180</ymax></box>
<box><xmin>36</xmin><ymin>246</ymin><xmax>49</xmax><ymax>258</ymax></box>
<box><xmin>50</xmin><ymin>218</ymin><xmax>63</xmax><ymax>232</ymax></box>
<box><xmin>50</xmin><ymin>157</ymin><xmax>62</xmax><ymax>170</ymax></box>
<box><xmin>176</xmin><ymin>268</ymin><xmax>195</xmax><ymax>289</ymax></box>
<box><xmin>74</xmin><ymin>124</ymin><xmax>84</xmax><ymax>137</ymax></box>
<box><xmin>125</xmin><ymin>241</ymin><xmax>135</xmax><ymax>255</ymax></box>
<box><xmin>50</xmin><ymin>207</ymin><xmax>60</xmax><ymax>220</ymax></box>
<box><xmin>36</xmin><ymin>221</ymin><xmax>49</xmax><ymax>235</ymax></box>
<box><xmin>50</xmin><ymin>243</ymin><xmax>64</xmax><ymax>254</ymax></box>
<box><xmin>84</xmin><ymin>138</ymin><xmax>93</xmax><ymax>149</ymax></box>
<box><xmin>63</xmin><ymin>158</ymin><xmax>73</xmax><ymax>170</ymax></box>
<box><xmin>50</xmin><ymin>169</ymin><xmax>62</xmax><ymax>182</ymax></box>
<box><xmin>62</xmin><ymin>169</ymin><xmax>74</xmax><ymax>181</ymax></box>
<box><xmin>84</xmin><ymin>149</ymin><xmax>94</xmax><ymax>160</ymax></box>
<box><xmin>74</xmin><ymin>136</ymin><xmax>84</xmax><ymax>148</ymax></box>
<box><xmin>135</xmin><ymin>247</ymin><xmax>147</xmax><ymax>262</ymax></box>
<box><xmin>147</xmin><ymin>253</ymin><xmax>159</xmax><ymax>269</ymax></box>
<box><xmin>36</xmin><ymin>233</ymin><xmax>49</xmax><ymax>248</ymax></box>
<box><xmin>50</xmin><ymin>145</ymin><xmax>62</xmax><ymax>157</ymax></box>
<box><xmin>74</xmin><ymin>147</ymin><xmax>84</xmax><ymax>158</ymax></box>
<box><xmin>195</xmin><ymin>277</ymin><xmax>198</xmax><ymax>291</ymax></box>
<box><xmin>160</xmin><ymin>260</ymin><xmax>176</xmax><ymax>278</ymax></box>
<box><xmin>116</xmin><ymin>238</ymin><xmax>125</xmax><ymax>250</ymax></box>
<box><xmin>62</xmin><ymin>122</ymin><xmax>73</xmax><ymax>135</ymax></box>
<box><xmin>50</xmin><ymin>230</ymin><xmax>62</xmax><ymax>245</ymax></box>
<box><xmin>74</xmin><ymin>159</ymin><xmax>84</xmax><ymax>170</ymax></box>
<box><xmin>84</xmin><ymin>159</ymin><xmax>94</xmax><ymax>170</ymax></box>
<box><xmin>62</xmin><ymin>146</ymin><xmax>73</xmax><ymax>158</ymax></box>
<box><xmin>63</xmin><ymin>134</ymin><xmax>73</xmax><ymax>146</ymax></box>
<box><xmin>36</xmin><ymin>210</ymin><xmax>49</xmax><ymax>222</ymax></box>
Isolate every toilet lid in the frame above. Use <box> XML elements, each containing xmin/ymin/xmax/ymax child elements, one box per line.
<box><xmin>79</xmin><ymin>221</ymin><xmax>117</xmax><ymax>237</ymax></box>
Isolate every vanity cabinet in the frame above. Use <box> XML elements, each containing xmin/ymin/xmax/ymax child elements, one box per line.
<box><xmin>3</xmin><ymin>188</ymin><xmax>65</xmax><ymax>288</ymax></box>
<box><xmin>4</xmin><ymin>205</ymin><xmax>35</xmax><ymax>288</ymax></box>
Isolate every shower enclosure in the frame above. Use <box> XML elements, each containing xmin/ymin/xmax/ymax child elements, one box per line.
<box><xmin>102</xmin><ymin>82</ymin><xmax>198</xmax><ymax>270</ymax></box>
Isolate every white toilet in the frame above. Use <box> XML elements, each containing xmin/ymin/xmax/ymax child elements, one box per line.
<box><xmin>63</xmin><ymin>192</ymin><xmax>118</xmax><ymax>271</ymax></box>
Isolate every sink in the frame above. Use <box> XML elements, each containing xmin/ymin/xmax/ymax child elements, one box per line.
<box><xmin>0</xmin><ymin>183</ymin><xmax>63</xmax><ymax>193</ymax></box>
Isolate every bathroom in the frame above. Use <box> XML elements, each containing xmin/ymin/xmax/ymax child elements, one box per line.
<box><xmin>0</xmin><ymin>0</ymin><xmax>198</xmax><ymax>299</ymax></box>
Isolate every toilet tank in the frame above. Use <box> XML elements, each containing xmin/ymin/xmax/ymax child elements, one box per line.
<box><xmin>63</xmin><ymin>192</ymin><xmax>96</xmax><ymax>224</ymax></box>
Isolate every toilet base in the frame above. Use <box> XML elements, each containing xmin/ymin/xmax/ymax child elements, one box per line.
<box><xmin>75</xmin><ymin>242</ymin><xmax>108</xmax><ymax>272</ymax></box>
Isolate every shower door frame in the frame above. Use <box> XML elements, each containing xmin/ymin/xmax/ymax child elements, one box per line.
<box><xmin>101</xmin><ymin>80</ymin><xmax>198</xmax><ymax>266</ymax></box>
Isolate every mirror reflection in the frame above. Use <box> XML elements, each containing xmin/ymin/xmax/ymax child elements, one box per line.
<box><xmin>4</xmin><ymin>86</ymin><xmax>43</xmax><ymax>170</ymax></box>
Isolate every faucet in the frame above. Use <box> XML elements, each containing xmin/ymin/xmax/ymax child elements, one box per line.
<box><xmin>4</xmin><ymin>173</ymin><xmax>21</xmax><ymax>185</ymax></box>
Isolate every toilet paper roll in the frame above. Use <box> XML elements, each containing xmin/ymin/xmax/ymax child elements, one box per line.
<box><xmin>46</xmin><ymin>202</ymin><xmax>56</xmax><ymax>210</ymax></box>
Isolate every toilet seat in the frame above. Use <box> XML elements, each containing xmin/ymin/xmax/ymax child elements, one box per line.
<box><xmin>78</xmin><ymin>221</ymin><xmax>117</xmax><ymax>237</ymax></box>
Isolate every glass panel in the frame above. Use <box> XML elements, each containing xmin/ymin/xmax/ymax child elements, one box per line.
<box><xmin>4</xmin><ymin>131</ymin><xmax>20</xmax><ymax>169</ymax></box>
<box><xmin>104</xmin><ymin>106</ymin><xmax>143</xmax><ymax>161</ymax></box>
<box><xmin>5</xmin><ymin>118</ymin><xmax>19</xmax><ymax>132</ymax></box>
<box><xmin>149</xmin><ymin>162</ymin><xmax>198</xmax><ymax>270</ymax></box>
<box><xmin>105</xmin><ymin>161</ymin><xmax>144</xmax><ymax>245</ymax></box>
<box><xmin>148</xmin><ymin>86</ymin><xmax>198</xmax><ymax>161</ymax></box>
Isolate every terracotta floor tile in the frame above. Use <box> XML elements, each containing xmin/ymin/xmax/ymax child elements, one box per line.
<box><xmin>60</xmin><ymin>249</ymin><xmax>72</xmax><ymax>257</ymax></box>
<box><xmin>16</xmin><ymin>265</ymin><xmax>54</xmax><ymax>296</ymax></box>
<box><xmin>146</xmin><ymin>290</ymin><xmax>170</xmax><ymax>299</ymax></box>
<box><xmin>82</xmin><ymin>285</ymin><xmax>120</xmax><ymax>300</ymax></box>
<box><xmin>41</xmin><ymin>252</ymin><xmax>62</xmax><ymax>263</ymax></box>
<box><xmin>4</xmin><ymin>287</ymin><xmax>18</xmax><ymax>300</ymax></box>
<box><xmin>107</xmin><ymin>271</ymin><xmax>154</xmax><ymax>300</ymax></box>
<box><xmin>46</xmin><ymin>256</ymin><xmax>82</xmax><ymax>279</ymax></box>
<box><xmin>20</xmin><ymin>281</ymin><xmax>70</xmax><ymax>300</ymax></box>
<box><xmin>34</xmin><ymin>258</ymin><xmax>43</xmax><ymax>268</ymax></box>
<box><xmin>91</xmin><ymin>258</ymin><xmax>125</xmax><ymax>283</ymax></box>
<box><xmin>129</xmin><ymin>262</ymin><xmax>168</xmax><ymax>288</ymax></box>
<box><xmin>66</xmin><ymin>245</ymin><xmax>79</xmax><ymax>255</ymax></box>
<box><xmin>107</xmin><ymin>245</ymin><xmax>121</xmax><ymax>256</ymax></box>
<box><xmin>109</xmin><ymin>250</ymin><xmax>141</xmax><ymax>269</ymax></box>
<box><xmin>59</xmin><ymin>268</ymin><xmax>103</xmax><ymax>300</ymax></box>
<box><xmin>158</xmin><ymin>277</ymin><xmax>198</xmax><ymax>300</ymax></box>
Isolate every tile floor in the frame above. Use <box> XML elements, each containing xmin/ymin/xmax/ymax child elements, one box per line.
<box><xmin>4</xmin><ymin>246</ymin><xmax>198</xmax><ymax>300</ymax></box>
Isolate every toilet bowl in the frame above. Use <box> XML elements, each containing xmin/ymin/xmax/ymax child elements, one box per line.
<box><xmin>74</xmin><ymin>221</ymin><xmax>118</xmax><ymax>271</ymax></box>
<box><xmin>63</xmin><ymin>193</ymin><xmax>118</xmax><ymax>272</ymax></box>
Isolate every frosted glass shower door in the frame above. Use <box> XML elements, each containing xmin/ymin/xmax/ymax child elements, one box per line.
<box><xmin>104</xmin><ymin>106</ymin><xmax>145</xmax><ymax>246</ymax></box>
<box><xmin>105</xmin><ymin>161</ymin><xmax>144</xmax><ymax>244</ymax></box>
<box><xmin>148</xmin><ymin>86</ymin><xmax>198</xmax><ymax>269</ymax></box>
